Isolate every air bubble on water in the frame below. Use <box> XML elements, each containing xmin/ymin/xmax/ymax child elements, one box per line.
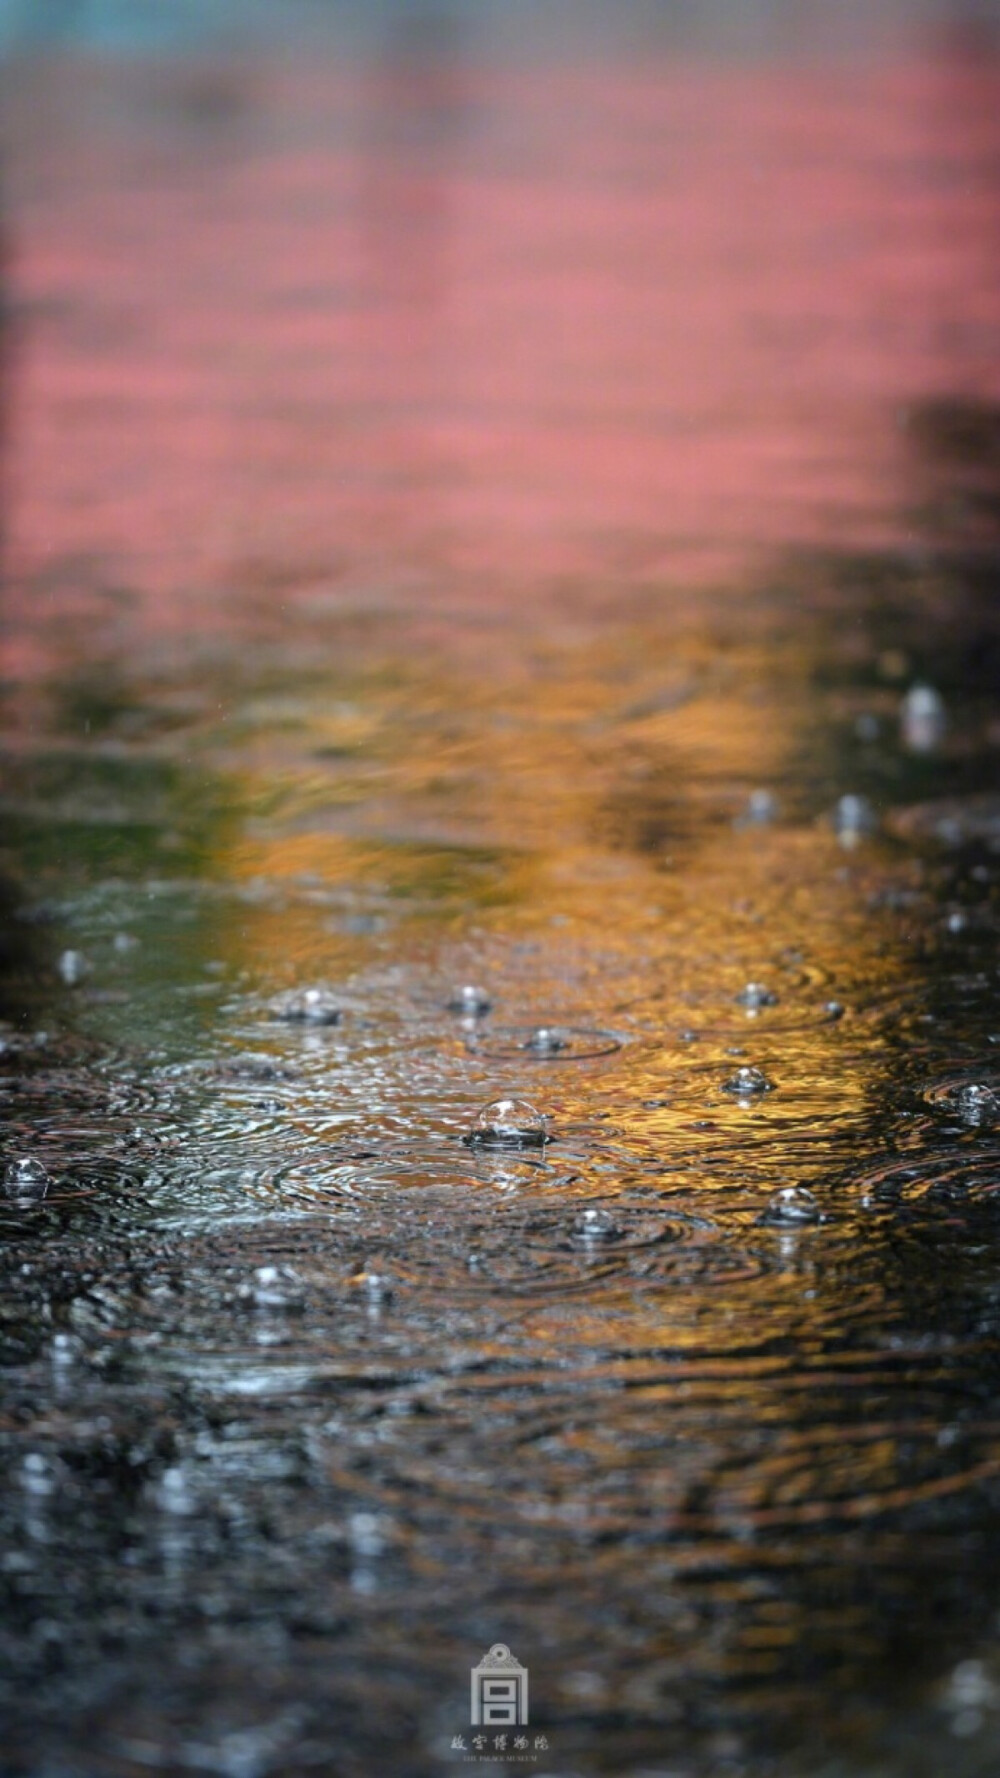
<box><xmin>901</xmin><ymin>682</ymin><xmax>947</xmax><ymax>753</ymax></box>
<box><xmin>735</xmin><ymin>788</ymin><xmax>778</xmax><ymax>828</ymax></box>
<box><xmin>525</xmin><ymin>1027</ymin><xmax>569</xmax><ymax>1054</ymax></box>
<box><xmin>957</xmin><ymin>1083</ymin><xmax>1000</xmax><ymax>1126</ymax></box>
<box><xmin>833</xmin><ymin>793</ymin><xmax>876</xmax><ymax>845</ymax></box>
<box><xmin>58</xmin><ymin>949</ymin><xmax>88</xmax><ymax>986</ymax></box>
<box><xmin>348</xmin><ymin>1510</ymin><xmax>389</xmax><ymax>1557</ymax></box>
<box><xmin>3</xmin><ymin>1157</ymin><xmax>50</xmax><ymax>1202</ymax></box>
<box><xmin>153</xmin><ymin>1465</ymin><xmax>197</xmax><ymax>1516</ymax></box>
<box><xmin>352</xmin><ymin>1261</ymin><xmax>394</xmax><ymax>1302</ymax></box>
<box><xmin>735</xmin><ymin>982</ymin><xmax>778</xmax><ymax>1011</ymax></box>
<box><xmin>572</xmin><ymin>1207</ymin><xmax>621</xmax><ymax>1244</ymax></box>
<box><xmin>823</xmin><ymin>1000</ymin><xmax>845</xmax><ymax>1021</ymax></box>
<box><xmin>722</xmin><ymin>1066</ymin><xmax>773</xmax><ymax>1097</ymax></box>
<box><xmin>268</xmin><ymin>986</ymin><xmax>341</xmax><ymax>1025</ymax></box>
<box><xmin>447</xmin><ymin>984</ymin><xmax>492</xmax><ymax>1016</ymax></box>
<box><xmin>763</xmin><ymin>1186</ymin><xmax>820</xmax><ymax>1225</ymax></box>
<box><xmin>945</xmin><ymin>1660</ymin><xmax>998</xmax><ymax>1712</ymax></box>
<box><xmin>21</xmin><ymin>1454</ymin><xmax>58</xmax><ymax>1498</ymax></box>
<box><xmin>466</xmin><ymin>1098</ymin><xmax>549</xmax><ymax>1148</ymax></box>
<box><xmin>247</xmin><ymin>1264</ymin><xmax>305</xmax><ymax>1310</ymax></box>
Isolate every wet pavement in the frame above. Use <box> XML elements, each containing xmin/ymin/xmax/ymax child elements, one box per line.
<box><xmin>3</xmin><ymin>9</ymin><xmax>1000</xmax><ymax>1777</ymax></box>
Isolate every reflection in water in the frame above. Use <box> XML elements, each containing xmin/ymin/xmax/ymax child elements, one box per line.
<box><xmin>1</xmin><ymin>15</ymin><xmax>1000</xmax><ymax>1778</ymax></box>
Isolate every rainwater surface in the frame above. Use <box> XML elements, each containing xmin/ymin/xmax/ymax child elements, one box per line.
<box><xmin>2</xmin><ymin>12</ymin><xmax>1000</xmax><ymax>1777</ymax></box>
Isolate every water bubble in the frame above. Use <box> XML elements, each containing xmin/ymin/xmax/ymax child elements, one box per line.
<box><xmin>467</xmin><ymin>1098</ymin><xmax>549</xmax><ymax>1148</ymax></box>
<box><xmin>823</xmin><ymin>1000</ymin><xmax>845</xmax><ymax>1021</ymax></box>
<box><xmin>268</xmin><ymin>986</ymin><xmax>341</xmax><ymax>1026</ymax></box>
<box><xmin>351</xmin><ymin>1261</ymin><xmax>394</xmax><ymax>1302</ymax></box>
<box><xmin>763</xmin><ymin>1186</ymin><xmax>820</xmax><ymax>1225</ymax></box>
<box><xmin>348</xmin><ymin>1510</ymin><xmax>389</xmax><ymax>1557</ymax></box>
<box><xmin>945</xmin><ymin>1660</ymin><xmax>998</xmax><ymax>1712</ymax></box>
<box><xmin>472</xmin><ymin>1025</ymin><xmax>621</xmax><ymax>1061</ymax></box>
<box><xmin>57</xmin><ymin>949</ymin><xmax>88</xmax><ymax>986</ymax></box>
<box><xmin>248</xmin><ymin>1264</ymin><xmax>305</xmax><ymax>1309</ymax></box>
<box><xmin>901</xmin><ymin>682</ymin><xmax>947</xmax><ymax>753</ymax></box>
<box><xmin>571</xmin><ymin>1207</ymin><xmax>621</xmax><ymax>1244</ymax></box>
<box><xmin>957</xmin><ymin>1084</ymin><xmax>1000</xmax><ymax>1126</ymax></box>
<box><xmin>21</xmin><ymin>1453</ymin><xmax>58</xmax><ymax>1498</ymax></box>
<box><xmin>3</xmin><ymin>1157</ymin><xmax>50</xmax><ymax>1202</ymax></box>
<box><xmin>722</xmin><ymin>1066</ymin><xmax>774</xmax><ymax>1097</ymax></box>
<box><xmin>735</xmin><ymin>788</ymin><xmax>778</xmax><ymax>828</ymax></box>
<box><xmin>735</xmin><ymin>982</ymin><xmax>778</xmax><ymax>1011</ymax></box>
<box><xmin>153</xmin><ymin>1465</ymin><xmax>197</xmax><ymax>1516</ymax></box>
<box><xmin>447</xmin><ymin>984</ymin><xmax>492</xmax><ymax>1016</ymax></box>
<box><xmin>833</xmin><ymin>794</ymin><xmax>877</xmax><ymax>845</ymax></box>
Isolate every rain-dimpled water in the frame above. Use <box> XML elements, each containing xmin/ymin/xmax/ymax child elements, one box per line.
<box><xmin>2</xmin><ymin>9</ymin><xmax>1000</xmax><ymax>1778</ymax></box>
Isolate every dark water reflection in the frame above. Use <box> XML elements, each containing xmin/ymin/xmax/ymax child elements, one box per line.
<box><xmin>3</xmin><ymin>14</ymin><xmax>1000</xmax><ymax>1778</ymax></box>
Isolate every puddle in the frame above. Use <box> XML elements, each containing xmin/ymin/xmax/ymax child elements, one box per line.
<box><xmin>2</xmin><ymin>10</ymin><xmax>1000</xmax><ymax>1778</ymax></box>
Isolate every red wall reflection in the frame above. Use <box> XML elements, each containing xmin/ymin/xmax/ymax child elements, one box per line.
<box><xmin>2</xmin><ymin>31</ymin><xmax>999</xmax><ymax>675</ymax></box>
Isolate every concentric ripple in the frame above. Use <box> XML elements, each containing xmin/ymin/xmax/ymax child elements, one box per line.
<box><xmin>465</xmin><ymin>1024</ymin><xmax>623</xmax><ymax>1061</ymax></box>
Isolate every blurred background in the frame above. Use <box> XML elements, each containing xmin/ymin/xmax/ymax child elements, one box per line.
<box><xmin>2</xmin><ymin>0</ymin><xmax>1000</xmax><ymax>683</ymax></box>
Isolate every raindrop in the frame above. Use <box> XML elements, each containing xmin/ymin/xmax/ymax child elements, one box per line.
<box><xmin>524</xmin><ymin>1027</ymin><xmax>569</xmax><ymax>1054</ymax></box>
<box><xmin>58</xmin><ymin>949</ymin><xmax>88</xmax><ymax>986</ymax></box>
<box><xmin>3</xmin><ymin>1157</ymin><xmax>50</xmax><ymax>1203</ymax></box>
<box><xmin>268</xmin><ymin>986</ymin><xmax>341</xmax><ymax>1026</ymax></box>
<box><xmin>447</xmin><ymin>984</ymin><xmax>492</xmax><ymax>1017</ymax></box>
<box><xmin>735</xmin><ymin>982</ymin><xmax>778</xmax><ymax>1011</ymax></box>
<box><xmin>901</xmin><ymin>682</ymin><xmax>947</xmax><ymax>753</ymax></box>
<box><xmin>763</xmin><ymin>1186</ymin><xmax>820</xmax><ymax>1225</ymax></box>
<box><xmin>571</xmin><ymin>1207</ymin><xmax>621</xmax><ymax>1244</ymax></box>
<box><xmin>466</xmin><ymin>1098</ymin><xmax>550</xmax><ymax>1148</ymax></box>
<box><xmin>833</xmin><ymin>794</ymin><xmax>877</xmax><ymax>844</ymax></box>
<box><xmin>722</xmin><ymin>1067</ymin><xmax>774</xmax><ymax>1097</ymax></box>
<box><xmin>957</xmin><ymin>1084</ymin><xmax>1000</xmax><ymax>1127</ymax></box>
